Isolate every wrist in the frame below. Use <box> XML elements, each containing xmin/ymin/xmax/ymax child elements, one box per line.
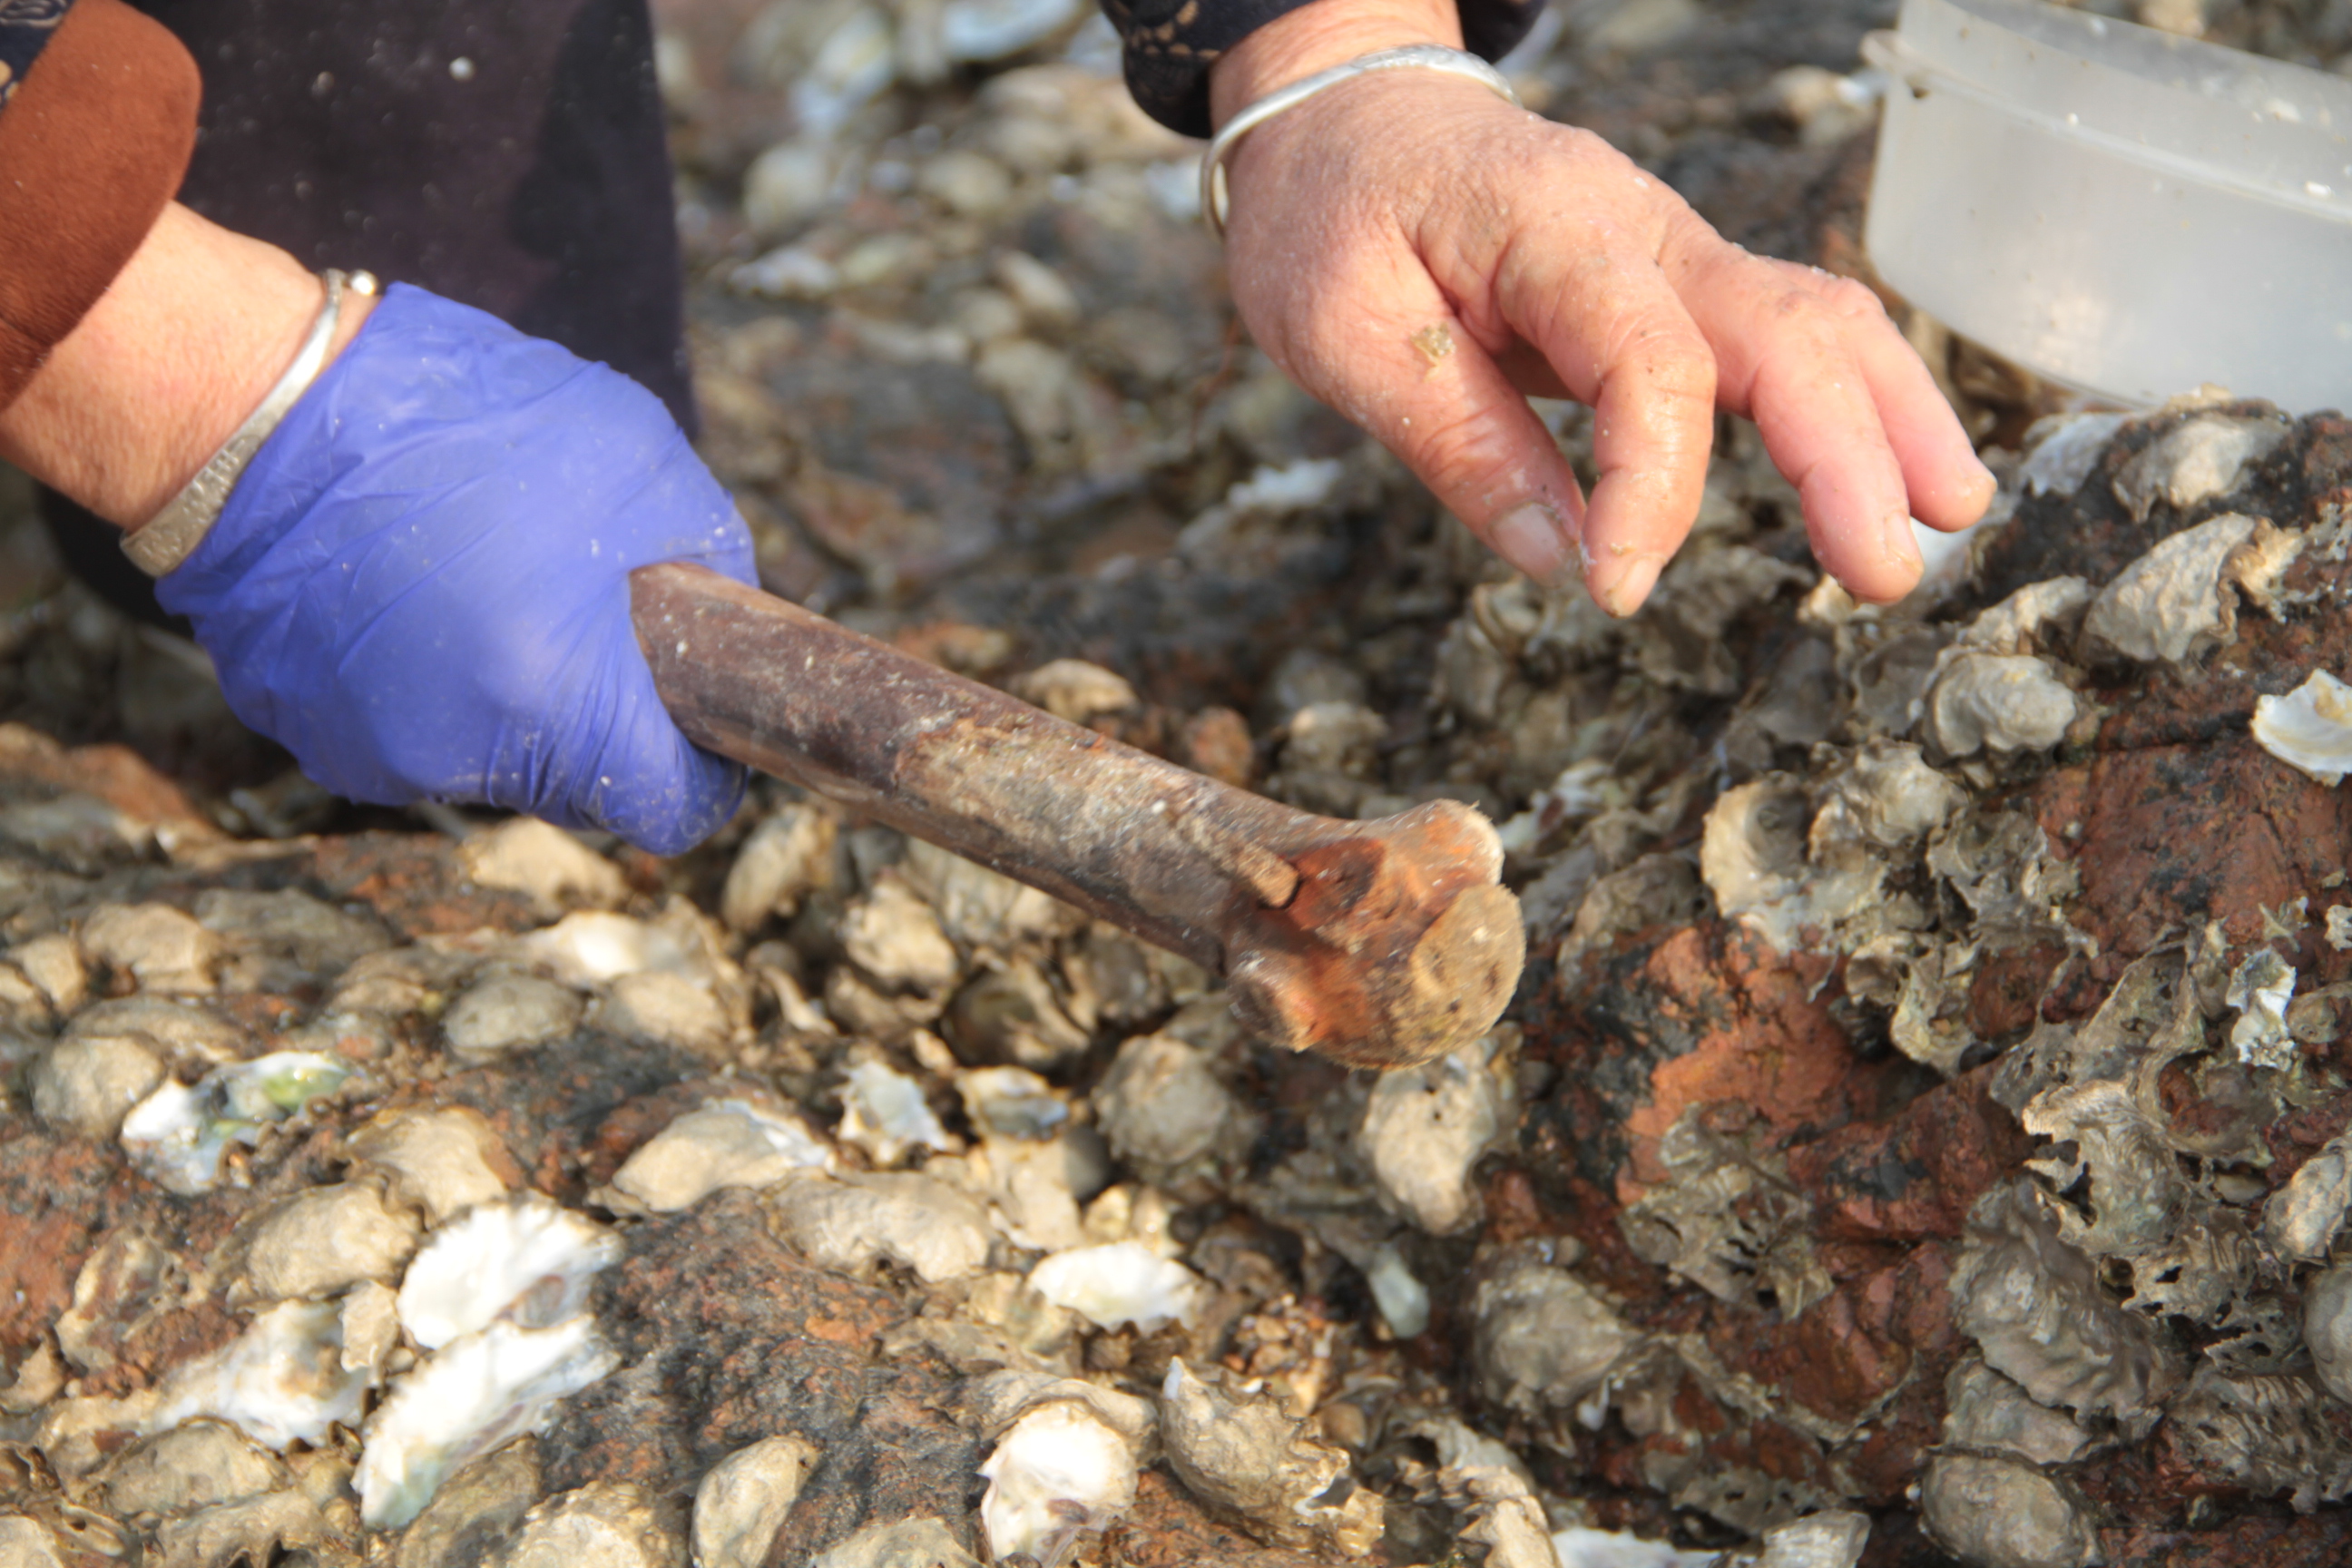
<box><xmin>1208</xmin><ymin>0</ymin><xmax>1463</xmax><ymax>126</ymax></box>
<box><xmin>0</xmin><ymin>204</ymin><xmax>376</xmax><ymax>527</ymax></box>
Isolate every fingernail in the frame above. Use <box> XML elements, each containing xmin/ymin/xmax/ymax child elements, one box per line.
<box><xmin>1490</xmin><ymin>503</ymin><xmax>1577</xmax><ymax>591</ymax></box>
<box><xmin>1590</xmin><ymin>554</ymin><xmax>1661</xmax><ymax>617</ymax></box>
<box><xmin>1883</xmin><ymin>512</ymin><xmax>1924</xmax><ymax>573</ymax></box>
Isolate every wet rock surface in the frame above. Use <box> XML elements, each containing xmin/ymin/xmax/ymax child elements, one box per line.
<box><xmin>12</xmin><ymin>2</ymin><xmax>2352</xmax><ymax>1566</ymax></box>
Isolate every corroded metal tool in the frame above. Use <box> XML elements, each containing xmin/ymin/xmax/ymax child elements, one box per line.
<box><xmin>631</xmin><ymin>564</ymin><xmax>1523</xmax><ymax>1070</ymax></box>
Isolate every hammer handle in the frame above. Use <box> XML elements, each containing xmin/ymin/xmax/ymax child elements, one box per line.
<box><xmin>631</xmin><ymin>563</ymin><xmax>1307</xmax><ymax>971</ymax></box>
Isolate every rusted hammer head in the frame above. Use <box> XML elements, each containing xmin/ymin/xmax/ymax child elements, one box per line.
<box><xmin>1223</xmin><ymin>799</ymin><xmax>1524</xmax><ymax>1070</ymax></box>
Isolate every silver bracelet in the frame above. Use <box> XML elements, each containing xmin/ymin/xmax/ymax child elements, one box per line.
<box><xmin>123</xmin><ymin>268</ymin><xmax>380</xmax><ymax>579</ymax></box>
<box><xmin>1200</xmin><ymin>44</ymin><xmax>1522</xmax><ymax>240</ymax></box>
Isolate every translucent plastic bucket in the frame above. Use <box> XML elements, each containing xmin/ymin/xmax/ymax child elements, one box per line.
<box><xmin>1862</xmin><ymin>0</ymin><xmax>2352</xmax><ymax>411</ymax></box>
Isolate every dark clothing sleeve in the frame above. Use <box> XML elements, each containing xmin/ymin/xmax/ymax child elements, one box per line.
<box><xmin>0</xmin><ymin>0</ymin><xmax>202</xmax><ymax>411</ymax></box>
<box><xmin>1103</xmin><ymin>0</ymin><xmax>1545</xmax><ymax>137</ymax></box>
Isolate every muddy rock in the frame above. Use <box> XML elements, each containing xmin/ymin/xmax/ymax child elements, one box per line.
<box><xmin>29</xmin><ymin>1034</ymin><xmax>162</xmax><ymax>1139</ymax></box>
<box><xmin>78</xmin><ymin>905</ymin><xmax>217</xmax><ymax>995</ymax></box>
<box><xmin>1092</xmin><ymin>1033</ymin><xmax>1233</xmax><ymax>1173</ymax></box>
<box><xmin>445</xmin><ymin>974</ymin><xmax>585</xmax><ymax>1061</ymax></box>
<box><xmin>194</xmin><ymin>887</ymin><xmax>392</xmax><ymax>985</ymax></box>
<box><xmin>1939</xmin><ymin>1359</ymin><xmax>2096</xmax><ymax>1466</ymax></box>
<box><xmin>460</xmin><ymin>820</ymin><xmax>628</xmax><ymax>915</ymax></box>
<box><xmin>597</xmin><ymin>972</ymin><xmax>730</xmax><ymax>1055</ymax></box>
<box><xmin>691</xmin><ymin>1434</ymin><xmax>818</xmax><ymax>1568</ymax></box>
<box><xmin>101</xmin><ymin>1419</ymin><xmax>285</xmax><ymax>1516</ymax></box>
<box><xmin>0</xmin><ymin>1518</ymin><xmax>67</xmax><ymax>1568</ymax></box>
<box><xmin>2078</xmin><ymin>510</ymin><xmax>2270</xmax><ymax>666</ymax></box>
<box><xmin>68</xmin><ymin>996</ymin><xmax>243</xmax><ymax>1063</ymax></box>
<box><xmin>767</xmin><ymin>1171</ymin><xmax>989</xmax><ymax>1283</ymax></box>
<box><xmin>349</xmin><ymin>1108</ymin><xmax>515</xmax><ymax>1225</ymax></box>
<box><xmin>1950</xmin><ymin>1181</ymin><xmax>2178</xmax><ymax>1426</ymax></box>
<box><xmin>1919</xmin><ymin>1452</ymin><xmax>2099</xmax><ymax>1568</ymax></box>
<box><xmin>1468</xmin><ymin>1245</ymin><xmax>1637</xmax><ymax>1415</ymax></box>
<box><xmin>2112</xmin><ymin>413</ymin><xmax>2288</xmax><ymax>520</ymax></box>
<box><xmin>901</xmin><ymin>839</ymin><xmax>1074</xmax><ymax>952</ymax></box>
<box><xmin>838</xmin><ymin>877</ymin><xmax>959</xmax><ymax>995</ymax></box>
<box><xmin>1358</xmin><ymin>1030</ymin><xmax>1513</xmax><ymax>1235</ymax></box>
<box><xmin>608</xmin><ymin>1099</ymin><xmax>830</xmax><ymax>1213</ymax></box>
<box><xmin>806</xmin><ymin>1518</ymin><xmax>981</xmax><ymax>1568</ymax></box>
<box><xmin>391</xmin><ymin>1440</ymin><xmax>544</xmax><ymax>1568</ymax></box>
<box><xmin>943</xmin><ymin>956</ymin><xmax>1089</xmax><ymax>1069</ymax></box>
<box><xmin>148</xmin><ymin>1490</ymin><xmax>334</xmax><ymax>1568</ymax></box>
<box><xmin>1157</xmin><ymin>1359</ymin><xmax>1379</xmax><ymax>1553</ymax></box>
<box><xmin>495</xmin><ymin>1485</ymin><xmax>679</xmax><ymax>1568</ymax></box>
<box><xmin>240</xmin><ymin>1181</ymin><xmax>419</xmax><ymax>1301</ymax></box>
<box><xmin>10</xmin><ymin>934</ymin><xmax>87</xmax><ymax>1014</ymax></box>
<box><xmin>719</xmin><ymin>807</ymin><xmax>838</xmax><ymax>933</ymax></box>
<box><xmin>1006</xmin><ymin>658</ymin><xmax>1137</xmax><ymax>723</ymax></box>
<box><xmin>1924</xmin><ymin>653</ymin><xmax>2081</xmax><ymax>757</ymax></box>
<box><xmin>2306</xmin><ymin>1266</ymin><xmax>2352</xmax><ymax>1404</ymax></box>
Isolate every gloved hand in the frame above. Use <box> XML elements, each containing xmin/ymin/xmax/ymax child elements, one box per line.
<box><xmin>157</xmin><ymin>284</ymin><xmax>757</xmax><ymax>855</ymax></box>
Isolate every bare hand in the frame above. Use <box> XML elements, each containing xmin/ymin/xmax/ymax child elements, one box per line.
<box><xmin>1210</xmin><ymin>6</ymin><xmax>1995</xmax><ymax>614</ymax></box>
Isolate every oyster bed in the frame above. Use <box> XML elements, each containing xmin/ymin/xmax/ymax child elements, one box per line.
<box><xmin>12</xmin><ymin>2</ymin><xmax>2352</xmax><ymax>1566</ymax></box>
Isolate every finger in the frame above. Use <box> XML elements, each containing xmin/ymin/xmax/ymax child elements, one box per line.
<box><xmin>1671</xmin><ymin>248</ymin><xmax>1926</xmax><ymax>603</ymax></box>
<box><xmin>1845</xmin><ymin>320</ymin><xmax>1996</xmax><ymax>532</ymax></box>
<box><xmin>1767</xmin><ymin>259</ymin><xmax>1995</xmax><ymax>532</ymax></box>
<box><xmin>1579</xmin><ymin>305</ymin><xmax>1720</xmax><ymax>615</ymax></box>
<box><xmin>1497</xmin><ymin>244</ymin><xmax>1720</xmax><ymax>615</ymax></box>
<box><xmin>1751</xmin><ymin>346</ymin><xmax>1921</xmax><ymax>603</ymax></box>
<box><xmin>1289</xmin><ymin>288</ymin><xmax>1592</xmax><ymax>592</ymax></box>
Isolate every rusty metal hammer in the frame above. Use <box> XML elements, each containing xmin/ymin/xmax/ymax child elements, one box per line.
<box><xmin>631</xmin><ymin>564</ymin><xmax>1523</xmax><ymax>1070</ymax></box>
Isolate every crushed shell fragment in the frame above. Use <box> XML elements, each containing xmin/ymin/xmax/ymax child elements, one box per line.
<box><xmin>2253</xmin><ymin>669</ymin><xmax>2352</xmax><ymax>785</ymax></box>
<box><xmin>977</xmin><ymin>1401</ymin><xmax>1137</xmax><ymax>1567</ymax></box>
<box><xmin>356</xmin><ymin>1318</ymin><xmax>620</xmax><ymax>1529</ymax></box>
<box><xmin>396</xmin><ymin>1198</ymin><xmax>622</xmax><ymax>1349</ymax></box>
<box><xmin>1026</xmin><ymin>1240</ymin><xmax>1202</xmax><ymax>1331</ymax></box>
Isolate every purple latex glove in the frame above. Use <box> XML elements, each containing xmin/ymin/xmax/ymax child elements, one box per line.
<box><xmin>158</xmin><ymin>284</ymin><xmax>756</xmax><ymax>855</ymax></box>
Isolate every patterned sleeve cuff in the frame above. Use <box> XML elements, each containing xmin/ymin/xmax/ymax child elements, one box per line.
<box><xmin>1103</xmin><ymin>0</ymin><xmax>1547</xmax><ymax>138</ymax></box>
<box><xmin>0</xmin><ymin>0</ymin><xmax>202</xmax><ymax>412</ymax></box>
<box><xmin>0</xmin><ymin>0</ymin><xmax>72</xmax><ymax>106</ymax></box>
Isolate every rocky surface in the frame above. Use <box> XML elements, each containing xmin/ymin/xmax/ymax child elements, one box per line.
<box><xmin>11</xmin><ymin>2</ymin><xmax>2352</xmax><ymax>1567</ymax></box>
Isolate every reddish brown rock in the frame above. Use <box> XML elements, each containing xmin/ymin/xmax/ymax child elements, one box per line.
<box><xmin>1180</xmin><ymin>706</ymin><xmax>1256</xmax><ymax>789</ymax></box>
<box><xmin>0</xmin><ymin>1130</ymin><xmax>151</xmax><ymax>1362</ymax></box>
<box><xmin>0</xmin><ymin>1124</ymin><xmax>323</xmax><ymax>1397</ymax></box>
<box><xmin>1105</xmin><ymin>1473</ymin><xmax>1337</xmax><ymax>1568</ymax></box>
<box><xmin>2264</xmin><ymin>1090</ymin><xmax>2352</xmax><ymax>1190</ymax></box>
<box><xmin>2036</xmin><ymin>736</ymin><xmax>2352</xmax><ymax>978</ymax></box>
<box><xmin>417</xmin><ymin>1037</ymin><xmax>706</xmax><ymax>1205</ymax></box>
<box><xmin>0</xmin><ymin>723</ymin><xmax>215</xmax><ymax>836</ymax></box>
<box><xmin>1749</xmin><ymin>1281</ymin><xmax>1913</xmax><ymax>1427</ymax></box>
<box><xmin>2099</xmin><ymin>1513</ymin><xmax>2352</xmax><ymax>1566</ymax></box>
<box><xmin>542</xmin><ymin>1192</ymin><xmax>1333</xmax><ymax>1568</ymax></box>
<box><xmin>303</xmin><ymin>834</ymin><xmax>546</xmax><ymax>937</ymax></box>
<box><xmin>1787</xmin><ymin>1068</ymin><xmax>2032</xmax><ymax>1245</ymax></box>
<box><xmin>1525</xmin><ymin>922</ymin><xmax>1904</xmax><ymax>1205</ymax></box>
<box><xmin>1968</xmin><ymin>944</ymin><xmax>2067</xmax><ymax>1041</ymax></box>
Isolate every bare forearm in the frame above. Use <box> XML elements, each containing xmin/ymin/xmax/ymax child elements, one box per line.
<box><xmin>0</xmin><ymin>202</ymin><xmax>374</xmax><ymax>528</ymax></box>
